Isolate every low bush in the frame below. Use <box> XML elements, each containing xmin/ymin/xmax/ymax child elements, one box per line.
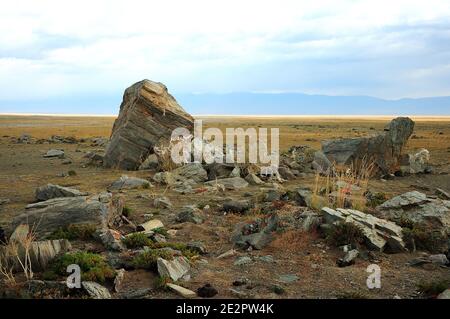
<box><xmin>49</xmin><ymin>251</ymin><xmax>115</xmax><ymax>283</ymax></box>
<box><xmin>47</xmin><ymin>224</ymin><xmax>96</xmax><ymax>241</ymax></box>
<box><xmin>325</xmin><ymin>222</ymin><xmax>365</xmax><ymax>247</ymax></box>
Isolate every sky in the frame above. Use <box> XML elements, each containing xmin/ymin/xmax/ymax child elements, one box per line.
<box><xmin>1</xmin><ymin>0</ymin><xmax>450</xmax><ymax>114</ymax></box>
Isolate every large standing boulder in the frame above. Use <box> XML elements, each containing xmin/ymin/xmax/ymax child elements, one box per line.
<box><xmin>321</xmin><ymin>117</ymin><xmax>414</xmax><ymax>174</ymax></box>
<box><xmin>8</xmin><ymin>193</ymin><xmax>124</xmax><ymax>240</ymax></box>
<box><xmin>104</xmin><ymin>80</ymin><xmax>194</xmax><ymax>170</ymax></box>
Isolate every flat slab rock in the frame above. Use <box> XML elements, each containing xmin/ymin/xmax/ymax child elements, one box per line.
<box><xmin>321</xmin><ymin>207</ymin><xmax>405</xmax><ymax>252</ymax></box>
<box><xmin>35</xmin><ymin>184</ymin><xmax>88</xmax><ymax>201</ymax></box>
<box><xmin>82</xmin><ymin>281</ymin><xmax>111</xmax><ymax>299</ymax></box>
<box><xmin>205</xmin><ymin>177</ymin><xmax>249</xmax><ymax>190</ymax></box>
<box><xmin>8</xmin><ymin>193</ymin><xmax>124</xmax><ymax>240</ymax></box>
<box><xmin>103</xmin><ymin>79</ymin><xmax>194</xmax><ymax>170</ymax></box>
<box><xmin>157</xmin><ymin>256</ymin><xmax>190</xmax><ymax>281</ymax></box>
<box><xmin>108</xmin><ymin>175</ymin><xmax>152</xmax><ymax>191</ymax></box>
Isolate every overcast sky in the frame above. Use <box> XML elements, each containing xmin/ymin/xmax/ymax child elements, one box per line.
<box><xmin>1</xmin><ymin>0</ymin><xmax>450</xmax><ymax>113</ymax></box>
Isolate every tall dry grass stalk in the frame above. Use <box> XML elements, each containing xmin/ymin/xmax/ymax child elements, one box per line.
<box><xmin>0</xmin><ymin>223</ymin><xmax>38</xmax><ymax>286</ymax></box>
<box><xmin>311</xmin><ymin>157</ymin><xmax>375</xmax><ymax>211</ymax></box>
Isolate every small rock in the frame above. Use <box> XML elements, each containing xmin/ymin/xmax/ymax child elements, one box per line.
<box><xmin>35</xmin><ymin>184</ymin><xmax>88</xmax><ymax>201</ymax></box>
<box><xmin>435</xmin><ymin>188</ymin><xmax>450</xmax><ymax>200</ymax></box>
<box><xmin>157</xmin><ymin>256</ymin><xmax>190</xmax><ymax>281</ymax></box>
<box><xmin>82</xmin><ymin>281</ymin><xmax>111</xmax><ymax>299</ymax></box>
<box><xmin>217</xmin><ymin>249</ymin><xmax>237</xmax><ymax>259</ymax></box>
<box><xmin>108</xmin><ymin>175</ymin><xmax>152</xmax><ymax>191</ymax></box>
<box><xmin>337</xmin><ymin>249</ymin><xmax>359</xmax><ymax>267</ymax></box>
<box><xmin>234</xmin><ymin>256</ymin><xmax>253</xmax><ymax>266</ymax></box>
<box><xmin>136</xmin><ymin>219</ymin><xmax>164</xmax><ymax>232</ymax></box>
<box><xmin>230</xmin><ymin>166</ymin><xmax>241</xmax><ymax>178</ymax></box>
<box><xmin>197</xmin><ymin>283</ymin><xmax>218</xmax><ymax>298</ymax></box>
<box><xmin>204</xmin><ymin>177</ymin><xmax>249</xmax><ymax>190</ymax></box>
<box><xmin>167</xmin><ymin>283</ymin><xmax>196</xmax><ymax>299</ymax></box>
<box><xmin>222</xmin><ymin>200</ymin><xmax>252</xmax><ymax>214</ymax></box>
<box><xmin>428</xmin><ymin>254</ymin><xmax>449</xmax><ymax>265</ymax></box>
<box><xmin>154</xmin><ymin>196</ymin><xmax>172</xmax><ymax>209</ymax></box>
<box><xmin>245</xmin><ymin>173</ymin><xmax>264</xmax><ymax>185</ymax></box>
<box><xmin>187</xmin><ymin>242</ymin><xmax>207</xmax><ymax>255</ymax></box>
<box><xmin>278</xmin><ymin>274</ymin><xmax>299</xmax><ymax>283</ymax></box>
<box><xmin>437</xmin><ymin>289</ymin><xmax>450</xmax><ymax>299</ymax></box>
<box><xmin>44</xmin><ymin>149</ymin><xmax>65</xmax><ymax>158</ymax></box>
<box><xmin>176</xmin><ymin>207</ymin><xmax>204</xmax><ymax>224</ymax></box>
<box><xmin>114</xmin><ymin>269</ymin><xmax>126</xmax><ymax>292</ymax></box>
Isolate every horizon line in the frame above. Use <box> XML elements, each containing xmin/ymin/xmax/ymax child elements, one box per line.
<box><xmin>1</xmin><ymin>112</ymin><xmax>450</xmax><ymax>119</ymax></box>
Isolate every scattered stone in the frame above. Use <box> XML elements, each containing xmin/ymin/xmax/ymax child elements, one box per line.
<box><xmin>176</xmin><ymin>207</ymin><xmax>204</xmax><ymax>224</ymax></box>
<box><xmin>172</xmin><ymin>163</ymin><xmax>208</xmax><ymax>183</ymax></box>
<box><xmin>136</xmin><ymin>219</ymin><xmax>164</xmax><ymax>233</ymax></box>
<box><xmin>377</xmin><ymin>191</ymin><xmax>450</xmax><ymax>233</ymax></box>
<box><xmin>154</xmin><ymin>196</ymin><xmax>172</xmax><ymax>209</ymax></box>
<box><xmin>435</xmin><ymin>188</ymin><xmax>450</xmax><ymax>200</ymax></box>
<box><xmin>229</xmin><ymin>166</ymin><xmax>241</xmax><ymax>178</ymax></box>
<box><xmin>114</xmin><ymin>269</ymin><xmax>126</xmax><ymax>293</ymax></box>
<box><xmin>322</xmin><ymin>117</ymin><xmax>414</xmax><ymax>174</ymax></box>
<box><xmin>278</xmin><ymin>167</ymin><xmax>295</xmax><ymax>180</ymax></box>
<box><xmin>139</xmin><ymin>153</ymin><xmax>159</xmax><ymax>170</ymax></box>
<box><xmin>44</xmin><ymin>149</ymin><xmax>65</xmax><ymax>158</ymax></box>
<box><xmin>400</xmin><ymin>148</ymin><xmax>431</xmax><ymax>174</ymax></box>
<box><xmin>294</xmin><ymin>188</ymin><xmax>313</xmax><ymax>207</ymax></box>
<box><xmin>61</xmin><ymin>159</ymin><xmax>72</xmax><ymax>165</ymax></box>
<box><xmin>245</xmin><ymin>173</ymin><xmax>264</xmax><ymax>185</ymax></box>
<box><xmin>257</xmin><ymin>255</ymin><xmax>275</xmax><ymax>263</ymax></box>
<box><xmin>321</xmin><ymin>207</ymin><xmax>405</xmax><ymax>252</ymax></box>
<box><xmin>196</xmin><ymin>283</ymin><xmax>218</xmax><ymax>298</ymax></box>
<box><xmin>9</xmin><ymin>194</ymin><xmax>124</xmax><ymax>240</ymax></box>
<box><xmin>103</xmin><ymin>79</ymin><xmax>194</xmax><ymax>170</ymax></box>
<box><xmin>231</xmin><ymin>214</ymin><xmax>279</xmax><ymax>250</ymax></box>
<box><xmin>0</xmin><ymin>198</ymin><xmax>10</xmax><ymax>205</ymax></box>
<box><xmin>157</xmin><ymin>256</ymin><xmax>190</xmax><ymax>281</ymax></box>
<box><xmin>205</xmin><ymin>177</ymin><xmax>249</xmax><ymax>190</ymax></box>
<box><xmin>217</xmin><ymin>249</ymin><xmax>237</xmax><ymax>259</ymax></box>
<box><xmin>428</xmin><ymin>254</ymin><xmax>449</xmax><ymax>265</ymax></box>
<box><xmin>234</xmin><ymin>256</ymin><xmax>253</xmax><ymax>266</ymax></box>
<box><xmin>99</xmin><ymin>229</ymin><xmax>126</xmax><ymax>251</ymax></box>
<box><xmin>437</xmin><ymin>289</ymin><xmax>450</xmax><ymax>299</ymax></box>
<box><xmin>82</xmin><ymin>281</ymin><xmax>111</xmax><ymax>299</ymax></box>
<box><xmin>108</xmin><ymin>175</ymin><xmax>152</xmax><ymax>191</ymax></box>
<box><xmin>167</xmin><ymin>283</ymin><xmax>196</xmax><ymax>298</ymax></box>
<box><xmin>278</xmin><ymin>274</ymin><xmax>299</xmax><ymax>283</ymax></box>
<box><xmin>91</xmin><ymin>137</ymin><xmax>109</xmax><ymax>147</ymax></box>
<box><xmin>17</xmin><ymin>134</ymin><xmax>32</xmax><ymax>144</ymax></box>
<box><xmin>187</xmin><ymin>242</ymin><xmax>207</xmax><ymax>255</ymax></box>
<box><xmin>153</xmin><ymin>171</ymin><xmax>176</xmax><ymax>185</ymax></box>
<box><xmin>35</xmin><ymin>184</ymin><xmax>88</xmax><ymax>201</ymax></box>
<box><xmin>312</xmin><ymin>151</ymin><xmax>333</xmax><ymax>175</ymax></box>
<box><xmin>222</xmin><ymin>200</ymin><xmax>252</xmax><ymax>214</ymax></box>
<box><xmin>337</xmin><ymin>249</ymin><xmax>359</xmax><ymax>267</ymax></box>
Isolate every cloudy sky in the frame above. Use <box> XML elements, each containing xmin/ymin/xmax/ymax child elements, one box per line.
<box><xmin>1</xmin><ymin>0</ymin><xmax>450</xmax><ymax>114</ymax></box>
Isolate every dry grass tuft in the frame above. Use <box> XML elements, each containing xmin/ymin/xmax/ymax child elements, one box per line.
<box><xmin>270</xmin><ymin>229</ymin><xmax>317</xmax><ymax>251</ymax></box>
<box><xmin>311</xmin><ymin>157</ymin><xmax>375</xmax><ymax>211</ymax></box>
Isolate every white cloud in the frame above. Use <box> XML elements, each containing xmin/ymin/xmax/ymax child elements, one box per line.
<box><xmin>0</xmin><ymin>0</ymin><xmax>450</xmax><ymax>102</ymax></box>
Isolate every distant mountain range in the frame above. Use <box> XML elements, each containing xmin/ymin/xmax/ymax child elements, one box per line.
<box><xmin>1</xmin><ymin>92</ymin><xmax>449</xmax><ymax>115</ymax></box>
<box><xmin>176</xmin><ymin>92</ymin><xmax>450</xmax><ymax>115</ymax></box>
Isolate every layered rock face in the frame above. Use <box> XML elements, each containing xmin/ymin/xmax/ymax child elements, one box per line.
<box><xmin>104</xmin><ymin>80</ymin><xmax>194</xmax><ymax>170</ymax></box>
<box><xmin>321</xmin><ymin>117</ymin><xmax>414</xmax><ymax>174</ymax></box>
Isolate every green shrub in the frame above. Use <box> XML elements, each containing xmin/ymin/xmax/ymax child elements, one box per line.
<box><xmin>122</xmin><ymin>233</ymin><xmax>152</xmax><ymax>249</ymax></box>
<box><xmin>122</xmin><ymin>206</ymin><xmax>133</xmax><ymax>217</ymax></box>
<box><xmin>48</xmin><ymin>224</ymin><xmax>97</xmax><ymax>241</ymax></box>
<box><xmin>68</xmin><ymin>170</ymin><xmax>77</xmax><ymax>176</ymax></box>
<box><xmin>154</xmin><ymin>275</ymin><xmax>173</xmax><ymax>291</ymax></box>
<box><xmin>152</xmin><ymin>227</ymin><xmax>168</xmax><ymax>237</ymax></box>
<box><xmin>366</xmin><ymin>192</ymin><xmax>386</xmax><ymax>208</ymax></box>
<box><xmin>325</xmin><ymin>222</ymin><xmax>365</xmax><ymax>247</ymax></box>
<box><xmin>132</xmin><ymin>249</ymin><xmax>173</xmax><ymax>270</ymax></box>
<box><xmin>49</xmin><ymin>251</ymin><xmax>115</xmax><ymax>283</ymax></box>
